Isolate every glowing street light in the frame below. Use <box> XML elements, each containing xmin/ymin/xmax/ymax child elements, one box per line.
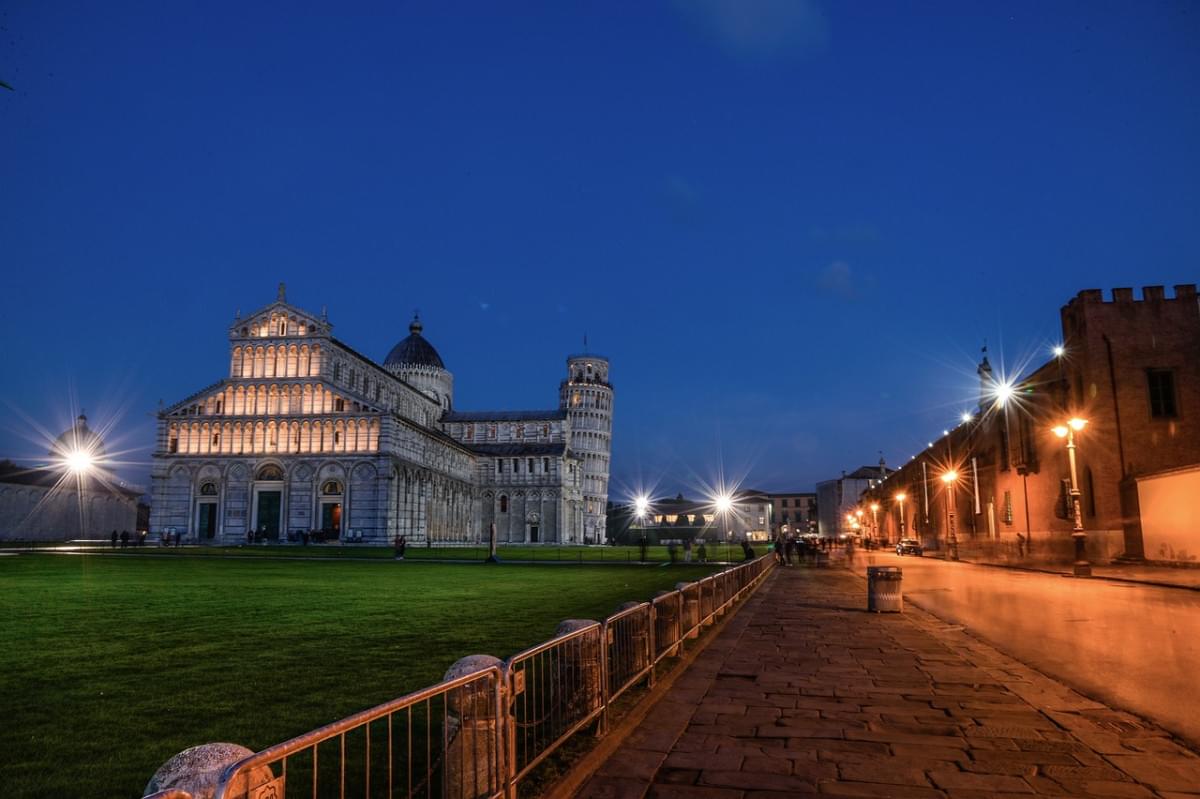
<box><xmin>869</xmin><ymin>502</ymin><xmax>880</xmax><ymax>543</ymax></box>
<box><xmin>633</xmin><ymin>495</ymin><xmax>650</xmax><ymax>521</ymax></box>
<box><xmin>940</xmin><ymin>470</ymin><xmax>960</xmax><ymax>560</ymax></box>
<box><xmin>1053</xmin><ymin>418</ymin><xmax>1091</xmax><ymax>576</ymax></box>
<box><xmin>894</xmin><ymin>492</ymin><xmax>907</xmax><ymax>539</ymax></box>
<box><xmin>960</xmin><ymin>411</ymin><xmax>973</xmax><ymax>424</ymax></box>
<box><xmin>715</xmin><ymin>494</ymin><xmax>733</xmax><ymax>515</ymax></box>
<box><xmin>1053</xmin><ymin>344</ymin><xmax>1066</xmax><ymax>358</ymax></box>
<box><xmin>993</xmin><ymin>379</ymin><xmax>1012</xmax><ymax>407</ymax></box>
<box><xmin>65</xmin><ymin>449</ymin><xmax>95</xmax><ymax>474</ymax></box>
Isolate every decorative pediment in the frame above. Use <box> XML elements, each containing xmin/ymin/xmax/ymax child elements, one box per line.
<box><xmin>230</xmin><ymin>285</ymin><xmax>330</xmax><ymax>340</ymax></box>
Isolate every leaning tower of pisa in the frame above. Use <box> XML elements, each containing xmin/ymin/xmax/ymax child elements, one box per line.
<box><xmin>560</xmin><ymin>353</ymin><xmax>613</xmax><ymax>543</ymax></box>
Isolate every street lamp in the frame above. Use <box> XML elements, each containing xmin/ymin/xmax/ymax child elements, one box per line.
<box><xmin>894</xmin><ymin>492</ymin><xmax>907</xmax><ymax>540</ymax></box>
<box><xmin>65</xmin><ymin>449</ymin><xmax>95</xmax><ymax>474</ymax></box>
<box><xmin>1053</xmin><ymin>418</ymin><xmax>1091</xmax><ymax>577</ymax></box>
<box><xmin>940</xmin><ymin>470</ymin><xmax>959</xmax><ymax>560</ymax></box>
<box><xmin>869</xmin><ymin>502</ymin><xmax>880</xmax><ymax>543</ymax></box>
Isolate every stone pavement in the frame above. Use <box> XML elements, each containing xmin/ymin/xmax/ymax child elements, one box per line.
<box><xmin>577</xmin><ymin>566</ymin><xmax>1200</xmax><ymax>798</ymax></box>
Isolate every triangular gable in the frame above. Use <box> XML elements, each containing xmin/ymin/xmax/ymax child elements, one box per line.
<box><xmin>229</xmin><ymin>285</ymin><xmax>331</xmax><ymax>338</ymax></box>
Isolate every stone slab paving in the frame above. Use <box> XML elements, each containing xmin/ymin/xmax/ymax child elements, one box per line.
<box><xmin>577</xmin><ymin>567</ymin><xmax>1200</xmax><ymax>798</ymax></box>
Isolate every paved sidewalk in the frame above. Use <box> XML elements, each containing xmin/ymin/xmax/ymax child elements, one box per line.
<box><xmin>577</xmin><ymin>567</ymin><xmax>1200</xmax><ymax>798</ymax></box>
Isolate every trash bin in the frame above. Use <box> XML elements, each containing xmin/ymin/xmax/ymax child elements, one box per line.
<box><xmin>867</xmin><ymin>566</ymin><xmax>902</xmax><ymax>613</ymax></box>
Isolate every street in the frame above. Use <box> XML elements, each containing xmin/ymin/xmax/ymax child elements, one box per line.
<box><xmin>848</xmin><ymin>551</ymin><xmax>1200</xmax><ymax>747</ymax></box>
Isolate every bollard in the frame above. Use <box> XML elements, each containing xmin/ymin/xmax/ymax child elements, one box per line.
<box><xmin>675</xmin><ymin>582</ymin><xmax>700</xmax><ymax>639</ymax></box>
<box><xmin>553</xmin><ymin>620</ymin><xmax>603</xmax><ymax>721</ymax></box>
<box><xmin>867</xmin><ymin>566</ymin><xmax>903</xmax><ymax>612</ymax></box>
<box><xmin>652</xmin><ymin>590</ymin><xmax>681</xmax><ymax>657</ymax></box>
<box><xmin>612</xmin><ymin>601</ymin><xmax>652</xmax><ymax>689</ymax></box>
<box><xmin>144</xmin><ymin>742</ymin><xmax>273</xmax><ymax>799</ymax></box>
<box><xmin>444</xmin><ymin>654</ymin><xmax>504</xmax><ymax>799</ymax></box>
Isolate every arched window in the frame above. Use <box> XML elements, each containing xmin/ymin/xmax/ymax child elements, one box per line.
<box><xmin>321</xmin><ymin>480</ymin><xmax>343</xmax><ymax>496</ymax></box>
<box><xmin>199</xmin><ymin>482</ymin><xmax>218</xmax><ymax>496</ymax></box>
<box><xmin>256</xmin><ymin>464</ymin><xmax>284</xmax><ymax>481</ymax></box>
<box><xmin>499</xmin><ymin>495</ymin><xmax>509</xmax><ymax>513</ymax></box>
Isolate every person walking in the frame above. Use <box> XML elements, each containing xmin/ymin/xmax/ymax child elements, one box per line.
<box><xmin>120</xmin><ymin>530</ymin><xmax>129</xmax><ymax>549</ymax></box>
<box><xmin>110</xmin><ymin>530</ymin><xmax>118</xmax><ymax>549</ymax></box>
<box><xmin>175</xmin><ymin>529</ymin><xmax>183</xmax><ymax>547</ymax></box>
<box><xmin>1016</xmin><ymin>531</ymin><xmax>1026</xmax><ymax>558</ymax></box>
<box><xmin>683</xmin><ymin>537</ymin><xmax>693</xmax><ymax>563</ymax></box>
<box><xmin>697</xmin><ymin>540</ymin><xmax>707</xmax><ymax>563</ymax></box>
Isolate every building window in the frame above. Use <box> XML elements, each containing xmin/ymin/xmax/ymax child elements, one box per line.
<box><xmin>1003</xmin><ymin>490</ymin><xmax>1013</xmax><ymax>524</ymax></box>
<box><xmin>1147</xmin><ymin>369</ymin><xmax>1177</xmax><ymax>418</ymax></box>
<box><xmin>513</xmin><ymin>458</ymin><xmax>519</xmax><ymax>473</ymax></box>
<box><xmin>334</xmin><ymin>398</ymin><xmax>345</xmax><ymax>412</ymax></box>
<box><xmin>497</xmin><ymin>459</ymin><xmax>504</xmax><ymax>474</ymax></box>
<box><xmin>200</xmin><ymin>482</ymin><xmax>218</xmax><ymax>496</ymax></box>
<box><xmin>500</xmin><ymin>495</ymin><xmax>508</xmax><ymax>513</ymax></box>
<box><xmin>543</xmin><ymin>457</ymin><xmax>550</xmax><ymax>473</ymax></box>
<box><xmin>528</xmin><ymin>458</ymin><xmax>534</xmax><ymax>473</ymax></box>
<box><xmin>321</xmin><ymin>480</ymin><xmax>343</xmax><ymax>496</ymax></box>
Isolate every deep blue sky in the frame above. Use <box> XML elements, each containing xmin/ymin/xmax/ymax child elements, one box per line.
<box><xmin>2</xmin><ymin>1</ymin><xmax>1198</xmax><ymax>499</ymax></box>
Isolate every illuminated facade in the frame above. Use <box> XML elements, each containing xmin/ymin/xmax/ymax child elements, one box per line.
<box><xmin>149</xmin><ymin>286</ymin><xmax>611</xmax><ymax>545</ymax></box>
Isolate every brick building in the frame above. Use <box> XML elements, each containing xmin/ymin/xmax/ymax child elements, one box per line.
<box><xmin>864</xmin><ymin>284</ymin><xmax>1200</xmax><ymax>565</ymax></box>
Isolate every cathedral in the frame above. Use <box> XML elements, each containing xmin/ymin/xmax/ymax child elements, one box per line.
<box><xmin>149</xmin><ymin>286</ymin><xmax>612</xmax><ymax>545</ymax></box>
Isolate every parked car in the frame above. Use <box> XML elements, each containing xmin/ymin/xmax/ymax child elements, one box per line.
<box><xmin>896</xmin><ymin>538</ymin><xmax>924</xmax><ymax>556</ymax></box>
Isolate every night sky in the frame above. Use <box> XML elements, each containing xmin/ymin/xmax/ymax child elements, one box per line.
<box><xmin>2</xmin><ymin>2</ymin><xmax>1198</xmax><ymax>500</ymax></box>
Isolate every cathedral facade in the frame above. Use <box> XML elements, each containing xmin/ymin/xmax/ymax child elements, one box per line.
<box><xmin>149</xmin><ymin>287</ymin><xmax>612</xmax><ymax>545</ymax></box>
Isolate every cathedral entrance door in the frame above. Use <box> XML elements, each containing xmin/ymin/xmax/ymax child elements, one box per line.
<box><xmin>321</xmin><ymin>502</ymin><xmax>342</xmax><ymax>539</ymax></box>
<box><xmin>255</xmin><ymin>491</ymin><xmax>282</xmax><ymax>541</ymax></box>
<box><xmin>529</xmin><ymin>525</ymin><xmax>539</xmax><ymax>543</ymax></box>
<box><xmin>197</xmin><ymin>502</ymin><xmax>218</xmax><ymax>540</ymax></box>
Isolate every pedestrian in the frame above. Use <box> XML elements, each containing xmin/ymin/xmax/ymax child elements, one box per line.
<box><xmin>111</xmin><ymin>530</ymin><xmax>118</xmax><ymax>549</ymax></box>
<box><xmin>175</xmin><ymin>529</ymin><xmax>182</xmax><ymax>547</ymax></box>
<box><xmin>120</xmin><ymin>530</ymin><xmax>129</xmax><ymax>549</ymax></box>
<box><xmin>399</xmin><ymin>535</ymin><xmax>407</xmax><ymax>559</ymax></box>
<box><xmin>697</xmin><ymin>540</ymin><xmax>707</xmax><ymax>563</ymax></box>
<box><xmin>246</xmin><ymin>530</ymin><xmax>253</xmax><ymax>546</ymax></box>
<box><xmin>639</xmin><ymin>534</ymin><xmax>648</xmax><ymax>563</ymax></box>
<box><xmin>742</xmin><ymin>540</ymin><xmax>754</xmax><ymax>561</ymax></box>
<box><xmin>683</xmin><ymin>537</ymin><xmax>693</xmax><ymax>563</ymax></box>
<box><xmin>774</xmin><ymin>534</ymin><xmax>786</xmax><ymax>565</ymax></box>
<box><xmin>1016</xmin><ymin>531</ymin><xmax>1026</xmax><ymax>558</ymax></box>
<box><xmin>785</xmin><ymin>535</ymin><xmax>796</xmax><ymax>566</ymax></box>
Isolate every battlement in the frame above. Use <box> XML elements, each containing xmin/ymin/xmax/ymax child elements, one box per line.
<box><xmin>1067</xmin><ymin>284</ymin><xmax>1196</xmax><ymax>307</ymax></box>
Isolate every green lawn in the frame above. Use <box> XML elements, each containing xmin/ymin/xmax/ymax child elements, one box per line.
<box><xmin>0</xmin><ymin>554</ymin><xmax>716</xmax><ymax>799</ymax></box>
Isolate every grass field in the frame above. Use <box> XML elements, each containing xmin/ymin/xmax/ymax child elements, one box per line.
<box><xmin>0</xmin><ymin>554</ymin><xmax>716</xmax><ymax>799</ymax></box>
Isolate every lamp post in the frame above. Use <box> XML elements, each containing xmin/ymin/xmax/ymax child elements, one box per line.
<box><xmin>869</xmin><ymin>502</ymin><xmax>880</xmax><ymax>544</ymax></box>
<box><xmin>894</xmin><ymin>492</ymin><xmax>907</xmax><ymax>541</ymax></box>
<box><xmin>1053</xmin><ymin>418</ymin><xmax>1090</xmax><ymax>577</ymax></box>
<box><xmin>940</xmin><ymin>470</ymin><xmax>959</xmax><ymax>560</ymax></box>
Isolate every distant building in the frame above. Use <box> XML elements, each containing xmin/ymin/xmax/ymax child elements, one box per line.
<box><xmin>864</xmin><ymin>285</ymin><xmax>1200</xmax><ymax>565</ymax></box>
<box><xmin>816</xmin><ymin>461</ymin><xmax>893</xmax><ymax>539</ymax></box>
<box><xmin>0</xmin><ymin>415</ymin><xmax>140</xmax><ymax>541</ymax></box>
<box><xmin>607</xmin><ymin>489</ymin><xmax>774</xmax><ymax>544</ymax></box>
<box><xmin>767</xmin><ymin>491</ymin><xmax>817</xmax><ymax>536</ymax></box>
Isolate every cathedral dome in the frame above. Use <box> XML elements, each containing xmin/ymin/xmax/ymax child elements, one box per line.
<box><xmin>383</xmin><ymin>316</ymin><xmax>446</xmax><ymax>370</ymax></box>
<box><xmin>49</xmin><ymin>414</ymin><xmax>107</xmax><ymax>461</ymax></box>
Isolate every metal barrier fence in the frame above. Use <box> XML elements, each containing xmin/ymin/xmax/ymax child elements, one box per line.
<box><xmin>214</xmin><ymin>666</ymin><xmax>506</xmax><ymax>799</ymax></box>
<box><xmin>155</xmin><ymin>556</ymin><xmax>774</xmax><ymax>799</ymax></box>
